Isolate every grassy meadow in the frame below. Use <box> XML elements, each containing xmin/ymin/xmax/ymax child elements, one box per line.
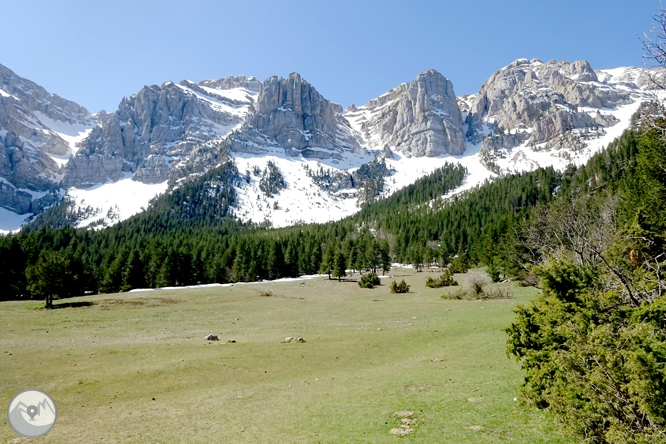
<box><xmin>0</xmin><ymin>268</ymin><xmax>576</xmax><ymax>443</ymax></box>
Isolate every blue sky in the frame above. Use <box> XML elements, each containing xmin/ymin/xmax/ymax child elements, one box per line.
<box><xmin>1</xmin><ymin>0</ymin><xmax>660</xmax><ymax>112</ymax></box>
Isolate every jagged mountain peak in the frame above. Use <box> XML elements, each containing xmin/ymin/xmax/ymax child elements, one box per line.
<box><xmin>0</xmin><ymin>63</ymin><xmax>96</xmax><ymax>216</ymax></box>
<box><xmin>347</xmin><ymin>68</ymin><xmax>465</xmax><ymax>157</ymax></box>
<box><xmin>63</xmin><ymin>74</ymin><xmax>259</xmax><ymax>188</ymax></box>
<box><xmin>257</xmin><ymin>72</ymin><xmax>342</xmax><ymax>114</ymax></box>
<box><xmin>469</xmin><ymin>58</ymin><xmax>661</xmax><ymax>175</ymax></box>
<box><xmin>230</xmin><ymin>71</ymin><xmax>358</xmax><ymax>159</ymax></box>
<box><xmin>0</xmin><ymin>63</ymin><xmax>92</xmax><ymax>124</ymax></box>
<box><xmin>198</xmin><ymin>75</ymin><xmax>261</xmax><ymax>92</ymax></box>
<box><xmin>415</xmin><ymin>68</ymin><xmax>446</xmax><ymax>81</ymax></box>
<box><xmin>467</xmin><ymin>57</ymin><xmax>635</xmax><ymax>143</ymax></box>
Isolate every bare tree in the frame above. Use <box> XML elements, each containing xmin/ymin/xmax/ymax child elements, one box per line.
<box><xmin>643</xmin><ymin>5</ymin><xmax>666</xmax><ymax>77</ymax></box>
<box><xmin>641</xmin><ymin>5</ymin><xmax>666</xmax><ymax>140</ymax></box>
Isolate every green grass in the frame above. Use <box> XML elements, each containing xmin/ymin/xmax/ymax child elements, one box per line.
<box><xmin>0</xmin><ymin>268</ymin><xmax>575</xmax><ymax>443</ymax></box>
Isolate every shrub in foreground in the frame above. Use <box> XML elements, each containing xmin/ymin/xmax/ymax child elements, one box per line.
<box><xmin>425</xmin><ymin>269</ymin><xmax>458</xmax><ymax>288</ymax></box>
<box><xmin>506</xmin><ymin>258</ymin><xmax>666</xmax><ymax>443</ymax></box>
<box><xmin>390</xmin><ymin>279</ymin><xmax>410</xmax><ymax>293</ymax></box>
<box><xmin>441</xmin><ymin>276</ymin><xmax>513</xmax><ymax>300</ymax></box>
<box><xmin>442</xmin><ymin>286</ymin><xmax>513</xmax><ymax>300</ymax></box>
<box><xmin>358</xmin><ymin>273</ymin><xmax>381</xmax><ymax>288</ymax></box>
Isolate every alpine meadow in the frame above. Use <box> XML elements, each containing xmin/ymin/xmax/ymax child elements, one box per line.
<box><xmin>2</xmin><ymin>3</ymin><xmax>666</xmax><ymax>443</ymax></box>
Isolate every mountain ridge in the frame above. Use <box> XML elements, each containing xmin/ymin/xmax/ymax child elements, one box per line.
<box><xmin>0</xmin><ymin>59</ymin><xmax>662</xmax><ymax>233</ymax></box>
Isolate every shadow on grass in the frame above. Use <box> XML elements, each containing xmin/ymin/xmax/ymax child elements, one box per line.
<box><xmin>34</xmin><ymin>301</ymin><xmax>97</xmax><ymax>310</ymax></box>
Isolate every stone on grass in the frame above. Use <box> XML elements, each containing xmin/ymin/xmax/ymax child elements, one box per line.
<box><xmin>390</xmin><ymin>426</ymin><xmax>413</xmax><ymax>435</ymax></box>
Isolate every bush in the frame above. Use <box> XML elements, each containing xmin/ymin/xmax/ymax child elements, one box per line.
<box><xmin>480</xmin><ymin>287</ymin><xmax>513</xmax><ymax>300</ymax></box>
<box><xmin>389</xmin><ymin>279</ymin><xmax>410</xmax><ymax>293</ymax></box>
<box><xmin>358</xmin><ymin>273</ymin><xmax>381</xmax><ymax>289</ymax></box>
<box><xmin>441</xmin><ymin>279</ymin><xmax>513</xmax><ymax>300</ymax></box>
<box><xmin>506</xmin><ymin>258</ymin><xmax>666</xmax><ymax>442</ymax></box>
<box><xmin>441</xmin><ymin>287</ymin><xmax>474</xmax><ymax>300</ymax></box>
<box><xmin>425</xmin><ymin>269</ymin><xmax>458</xmax><ymax>288</ymax></box>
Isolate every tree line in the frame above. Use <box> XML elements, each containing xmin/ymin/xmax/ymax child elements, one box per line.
<box><xmin>0</xmin><ymin>157</ymin><xmax>567</xmax><ymax>300</ymax></box>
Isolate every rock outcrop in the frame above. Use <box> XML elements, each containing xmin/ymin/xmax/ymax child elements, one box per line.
<box><xmin>346</xmin><ymin>69</ymin><xmax>466</xmax><ymax>157</ymax></box>
<box><xmin>231</xmin><ymin>73</ymin><xmax>360</xmax><ymax>159</ymax></box>
<box><xmin>466</xmin><ymin>59</ymin><xmax>632</xmax><ymax>149</ymax></box>
<box><xmin>0</xmin><ymin>63</ymin><xmax>94</xmax><ymax>213</ymax></box>
<box><xmin>62</xmin><ymin>76</ymin><xmax>259</xmax><ymax>187</ymax></box>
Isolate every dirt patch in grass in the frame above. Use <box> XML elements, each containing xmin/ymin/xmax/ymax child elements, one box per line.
<box><xmin>257</xmin><ymin>290</ymin><xmax>304</xmax><ymax>300</ymax></box>
<box><xmin>99</xmin><ymin>297</ymin><xmax>181</xmax><ymax>309</ymax></box>
<box><xmin>404</xmin><ymin>383</ymin><xmax>432</xmax><ymax>392</ymax></box>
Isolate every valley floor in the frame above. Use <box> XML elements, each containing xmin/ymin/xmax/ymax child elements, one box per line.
<box><xmin>0</xmin><ymin>268</ymin><xmax>575</xmax><ymax>443</ymax></box>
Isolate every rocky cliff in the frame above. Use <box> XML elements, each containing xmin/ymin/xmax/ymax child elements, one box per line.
<box><xmin>466</xmin><ymin>59</ymin><xmax>632</xmax><ymax>147</ymax></box>
<box><xmin>346</xmin><ymin>69</ymin><xmax>466</xmax><ymax>157</ymax></box>
<box><xmin>230</xmin><ymin>73</ymin><xmax>360</xmax><ymax>160</ymax></box>
<box><xmin>0</xmin><ymin>63</ymin><xmax>94</xmax><ymax>213</ymax></box>
<box><xmin>62</xmin><ymin>76</ymin><xmax>259</xmax><ymax>187</ymax></box>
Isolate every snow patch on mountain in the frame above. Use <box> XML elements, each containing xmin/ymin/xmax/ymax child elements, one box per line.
<box><xmin>33</xmin><ymin>111</ymin><xmax>95</xmax><ymax>166</ymax></box>
<box><xmin>231</xmin><ymin>140</ymin><xmax>497</xmax><ymax>228</ymax></box>
<box><xmin>232</xmin><ymin>149</ymin><xmax>374</xmax><ymax>227</ymax></box>
<box><xmin>66</xmin><ymin>175</ymin><xmax>168</xmax><ymax>228</ymax></box>
<box><xmin>0</xmin><ymin>88</ymin><xmax>19</xmax><ymax>101</ymax></box>
<box><xmin>175</xmin><ymin>82</ymin><xmax>253</xmax><ymax>120</ymax></box>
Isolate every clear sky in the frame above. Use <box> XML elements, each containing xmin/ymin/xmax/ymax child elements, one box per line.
<box><xmin>0</xmin><ymin>0</ymin><xmax>660</xmax><ymax>113</ymax></box>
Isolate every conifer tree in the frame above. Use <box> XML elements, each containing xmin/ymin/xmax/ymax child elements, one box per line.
<box><xmin>332</xmin><ymin>247</ymin><xmax>347</xmax><ymax>282</ymax></box>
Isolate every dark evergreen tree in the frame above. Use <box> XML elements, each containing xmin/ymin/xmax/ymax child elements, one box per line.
<box><xmin>332</xmin><ymin>247</ymin><xmax>347</xmax><ymax>282</ymax></box>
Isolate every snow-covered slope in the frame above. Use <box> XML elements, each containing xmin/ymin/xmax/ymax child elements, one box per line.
<box><xmin>228</xmin><ymin>143</ymin><xmax>496</xmax><ymax>228</ymax></box>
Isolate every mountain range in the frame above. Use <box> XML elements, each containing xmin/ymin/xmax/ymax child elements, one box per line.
<box><xmin>0</xmin><ymin>59</ymin><xmax>663</xmax><ymax>233</ymax></box>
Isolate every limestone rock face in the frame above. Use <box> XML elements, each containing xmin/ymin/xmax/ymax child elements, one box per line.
<box><xmin>0</xmin><ymin>63</ymin><xmax>94</xmax><ymax>213</ymax></box>
<box><xmin>62</xmin><ymin>76</ymin><xmax>259</xmax><ymax>187</ymax></box>
<box><xmin>346</xmin><ymin>69</ymin><xmax>466</xmax><ymax>157</ymax></box>
<box><xmin>466</xmin><ymin>59</ymin><xmax>631</xmax><ymax>147</ymax></box>
<box><xmin>231</xmin><ymin>73</ymin><xmax>360</xmax><ymax>159</ymax></box>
